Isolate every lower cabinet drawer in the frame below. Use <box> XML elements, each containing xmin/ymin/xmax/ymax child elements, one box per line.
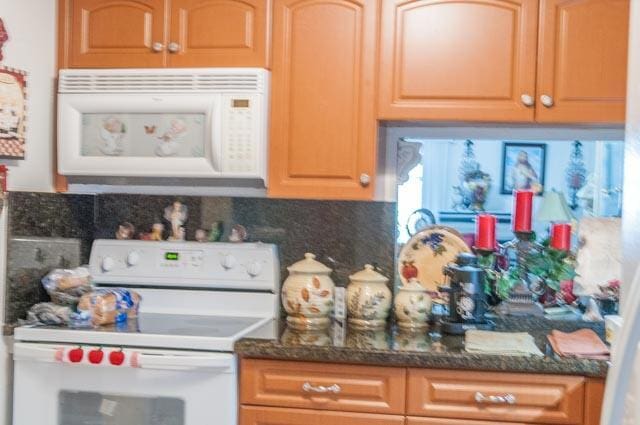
<box><xmin>407</xmin><ymin>369</ymin><xmax>585</xmax><ymax>424</ymax></box>
<box><xmin>240</xmin><ymin>406</ymin><xmax>405</xmax><ymax>425</ymax></box>
<box><xmin>240</xmin><ymin>359</ymin><xmax>406</xmax><ymax>414</ymax></box>
<box><xmin>407</xmin><ymin>417</ymin><xmax>531</xmax><ymax>425</ymax></box>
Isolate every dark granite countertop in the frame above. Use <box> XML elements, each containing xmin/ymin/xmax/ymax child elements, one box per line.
<box><xmin>235</xmin><ymin>316</ymin><xmax>610</xmax><ymax>378</ymax></box>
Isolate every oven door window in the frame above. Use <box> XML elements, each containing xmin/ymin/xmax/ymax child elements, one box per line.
<box><xmin>80</xmin><ymin>113</ymin><xmax>206</xmax><ymax>158</ymax></box>
<box><xmin>59</xmin><ymin>390</ymin><xmax>185</xmax><ymax>425</ymax></box>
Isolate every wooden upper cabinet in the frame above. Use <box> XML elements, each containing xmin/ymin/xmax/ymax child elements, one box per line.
<box><xmin>62</xmin><ymin>0</ymin><xmax>167</xmax><ymax>68</ymax></box>
<box><xmin>378</xmin><ymin>0</ymin><xmax>539</xmax><ymax>122</ymax></box>
<box><xmin>536</xmin><ymin>0</ymin><xmax>630</xmax><ymax>123</ymax></box>
<box><xmin>168</xmin><ymin>0</ymin><xmax>270</xmax><ymax>67</ymax></box>
<box><xmin>268</xmin><ymin>0</ymin><xmax>378</xmax><ymax>200</ymax></box>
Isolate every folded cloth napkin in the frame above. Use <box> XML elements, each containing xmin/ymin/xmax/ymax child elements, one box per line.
<box><xmin>465</xmin><ymin>330</ymin><xmax>544</xmax><ymax>357</ymax></box>
<box><xmin>547</xmin><ymin>329</ymin><xmax>610</xmax><ymax>360</ymax></box>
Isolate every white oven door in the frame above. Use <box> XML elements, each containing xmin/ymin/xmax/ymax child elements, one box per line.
<box><xmin>13</xmin><ymin>342</ymin><xmax>237</xmax><ymax>425</ymax></box>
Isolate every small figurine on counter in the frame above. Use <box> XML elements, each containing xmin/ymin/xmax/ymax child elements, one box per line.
<box><xmin>208</xmin><ymin>221</ymin><xmax>224</xmax><ymax>242</ymax></box>
<box><xmin>174</xmin><ymin>226</ymin><xmax>186</xmax><ymax>242</ymax></box>
<box><xmin>116</xmin><ymin>222</ymin><xmax>135</xmax><ymax>240</ymax></box>
<box><xmin>228</xmin><ymin>224</ymin><xmax>248</xmax><ymax>243</ymax></box>
<box><xmin>150</xmin><ymin>223</ymin><xmax>164</xmax><ymax>241</ymax></box>
<box><xmin>195</xmin><ymin>229</ymin><xmax>208</xmax><ymax>242</ymax></box>
<box><xmin>164</xmin><ymin>201</ymin><xmax>188</xmax><ymax>241</ymax></box>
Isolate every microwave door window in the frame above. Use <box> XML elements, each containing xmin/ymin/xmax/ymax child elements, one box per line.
<box><xmin>80</xmin><ymin>113</ymin><xmax>206</xmax><ymax>158</ymax></box>
<box><xmin>58</xmin><ymin>390</ymin><xmax>185</xmax><ymax>425</ymax></box>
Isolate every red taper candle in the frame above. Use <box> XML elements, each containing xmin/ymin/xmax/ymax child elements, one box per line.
<box><xmin>476</xmin><ymin>214</ymin><xmax>497</xmax><ymax>250</ymax></box>
<box><xmin>512</xmin><ymin>190</ymin><xmax>533</xmax><ymax>232</ymax></box>
<box><xmin>550</xmin><ymin>223</ymin><xmax>571</xmax><ymax>251</ymax></box>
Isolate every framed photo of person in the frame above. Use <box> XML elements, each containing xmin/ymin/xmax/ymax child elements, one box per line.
<box><xmin>500</xmin><ymin>142</ymin><xmax>546</xmax><ymax>195</ymax></box>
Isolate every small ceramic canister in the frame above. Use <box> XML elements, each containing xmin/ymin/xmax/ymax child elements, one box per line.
<box><xmin>346</xmin><ymin>264</ymin><xmax>392</xmax><ymax>329</ymax></box>
<box><xmin>281</xmin><ymin>253</ymin><xmax>335</xmax><ymax>330</ymax></box>
<box><xmin>394</xmin><ymin>278</ymin><xmax>432</xmax><ymax>330</ymax></box>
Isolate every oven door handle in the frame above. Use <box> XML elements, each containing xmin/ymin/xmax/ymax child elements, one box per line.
<box><xmin>134</xmin><ymin>353</ymin><xmax>235</xmax><ymax>372</ymax></box>
<box><xmin>13</xmin><ymin>343</ymin><xmax>63</xmax><ymax>363</ymax></box>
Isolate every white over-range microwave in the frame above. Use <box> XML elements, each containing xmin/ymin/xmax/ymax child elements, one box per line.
<box><xmin>57</xmin><ymin>68</ymin><xmax>269</xmax><ymax>181</ymax></box>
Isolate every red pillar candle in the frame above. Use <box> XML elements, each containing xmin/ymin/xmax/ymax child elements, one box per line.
<box><xmin>476</xmin><ymin>214</ymin><xmax>497</xmax><ymax>250</ymax></box>
<box><xmin>512</xmin><ymin>190</ymin><xmax>534</xmax><ymax>232</ymax></box>
<box><xmin>550</xmin><ymin>223</ymin><xmax>572</xmax><ymax>251</ymax></box>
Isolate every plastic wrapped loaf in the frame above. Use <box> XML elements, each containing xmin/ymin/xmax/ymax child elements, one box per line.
<box><xmin>77</xmin><ymin>288</ymin><xmax>141</xmax><ymax>326</ymax></box>
<box><xmin>41</xmin><ymin>267</ymin><xmax>93</xmax><ymax>306</ymax></box>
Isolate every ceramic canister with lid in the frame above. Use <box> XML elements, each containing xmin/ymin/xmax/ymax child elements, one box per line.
<box><xmin>346</xmin><ymin>264</ymin><xmax>392</xmax><ymax>329</ymax></box>
<box><xmin>281</xmin><ymin>253</ymin><xmax>335</xmax><ymax>330</ymax></box>
<box><xmin>394</xmin><ymin>277</ymin><xmax>432</xmax><ymax>329</ymax></box>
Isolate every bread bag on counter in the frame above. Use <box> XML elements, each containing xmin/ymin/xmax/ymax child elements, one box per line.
<box><xmin>77</xmin><ymin>288</ymin><xmax>141</xmax><ymax>326</ymax></box>
<box><xmin>41</xmin><ymin>267</ymin><xmax>93</xmax><ymax>306</ymax></box>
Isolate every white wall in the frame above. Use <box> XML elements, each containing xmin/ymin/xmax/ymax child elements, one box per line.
<box><xmin>1</xmin><ymin>0</ymin><xmax>57</xmax><ymax>193</ymax></box>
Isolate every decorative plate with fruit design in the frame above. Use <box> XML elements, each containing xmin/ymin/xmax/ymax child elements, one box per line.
<box><xmin>398</xmin><ymin>225</ymin><xmax>471</xmax><ymax>292</ymax></box>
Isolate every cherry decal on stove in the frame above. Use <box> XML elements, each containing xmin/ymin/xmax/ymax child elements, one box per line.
<box><xmin>68</xmin><ymin>347</ymin><xmax>84</xmax><ymax>363</ymax></box>
<box><xmin>88</xmin><ymin>348</ymin><xmax>104</xmax><ymax>364</ymax></box>
<box><xmin>109</xmin><ymin>349</ymin><xmax>125</xmax><ymax>366</ymax></box>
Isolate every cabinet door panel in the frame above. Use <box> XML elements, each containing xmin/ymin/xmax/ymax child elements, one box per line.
<box><xmin>536</xmin><ymin>0</ymin><xmax>629</xmax><ymax>123</ymax></box>
<box><xmin>379</xmin><ymin>0</ymin><xmax>538</xmax><ymax>121</ymax></box>
<box><xmin>268</xmin><ymin>0</ymin><xmax>378</xmax><ymax>200</ymax></box>
<box><xmin>168</xmin><ymin>0</ymin><xmax>269</xmax><ymax>67</ymax></box>
<box><xmin>65</xmin><ymin>0</ymin><xmax>166</xmax><ymax>68</ymax></box>
<box><xmin>240</xmin><ymin>406</ymin><xmax>404</xmax><ymax>425</ymax></box>
<box><xmin>407</xmin><ymin>417</ymin><xmax>531</xmax><ymax>425</ymax></box>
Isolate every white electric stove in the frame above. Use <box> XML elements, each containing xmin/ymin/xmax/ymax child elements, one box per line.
<box><xmin>12</xmin><ymin>239</ymin><xmax>279</xmax><ymax>425</ymax></box>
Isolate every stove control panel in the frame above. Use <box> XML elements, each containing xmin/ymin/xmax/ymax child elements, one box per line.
<box><xmin>89</xmin><ymin>240</ymin><xmax>279</xmax><ymax>291</ymax></box>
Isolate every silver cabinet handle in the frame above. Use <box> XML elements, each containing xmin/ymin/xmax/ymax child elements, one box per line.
<box><xmin>359</xmin><ymin>173</ymin><xmax>371</xmax><ymax>187</ymax></box>
<box><xmin>167</xmin><ymin>42</ymin><xmax>181</xmax><ymax>53</ymax></box>
<box><xmin>302</xmin><ymin>382</ymin><xmax>341</xmax><ymax>394</ymax></box>
<box><xmin>520</xmin><ymin>93</ymin><xmax>534</xmax><ymax>107</ymax></box>
<box><xmin>540</xmin><ymin>94</ymin><xmax>554</xmax><ymax>108</ymax></box>
<box><xmin>151</xmin><ymin>42</ymin><xmax>165</xmax><ymax>53</ymax></box>
<box><xmin>475</xmin><ymin>391</ymin><xmax>516</xmax><ymax>405</ymax></box>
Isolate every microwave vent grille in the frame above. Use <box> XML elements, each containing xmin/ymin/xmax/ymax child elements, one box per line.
<box><xmin>59</xmin><ymin>71</ymin><xmax>265</xmax><ymax>93</ymax></box>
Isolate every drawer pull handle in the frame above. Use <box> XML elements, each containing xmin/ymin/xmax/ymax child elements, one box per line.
<box><xmin>302</xmin><ymin>382</ymin><xmax>341</xmax><ymax>394</ymax></box>
<box><xmin>475</xmin><ymin>392</ymin><xmax>516</xmax><ymax>405</ymax></box>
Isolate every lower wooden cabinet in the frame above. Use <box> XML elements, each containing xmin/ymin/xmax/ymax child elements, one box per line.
<box><xmin>240</xmin><ymin>406</ymin><xmax>404</xmax><ymax>425</ymax></box>
<box><xmin>407</xmin><ymin>418</ymin><xmax>531</xmax><ymax>425</ymax></box>
<box><xmin>407</xmin><ymin>369</ymin><xmax>584</xmax><ymax>424</ymax></box>
<box><xmin>239</xmin><ymin>359</ymin><xmax>603</xmax><ymax>425</ymax></box>
<box><xmin>240</xmin><ymin>359</ymin><xmax>406</xmax><ymax>414</ymax></box>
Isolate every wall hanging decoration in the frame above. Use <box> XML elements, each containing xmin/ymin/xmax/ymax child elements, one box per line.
<box><xmin>500</xmin><ymin>142</ymin><xmax>546</xmax><ymax>195</ymax></box>
<box><xmin>452</xmin><ymin>140</ymin><xmax>492</xmax><ymax>211</ymax></box>
<box><xmin>0</xmin><ymin>18</ymin><xmax>8</xmax><ymax>62</ymax></box>
<box><xmin>565</xmin><ymin>140</ymin><xmax>587</xmax><ymax>210</ymax></box>
<box><xmin>0</xmin><ymin>66</ymin><xmax>27</xmax><ymax>159</ymax></box>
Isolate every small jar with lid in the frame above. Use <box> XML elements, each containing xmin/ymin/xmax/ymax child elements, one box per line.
<box><xmin>281</xmin><ymin>253</ymin><xmax>335</xmax><ymax>330</ymax></box>
<box><xmin>394</xmin><ymin>278</ymin><xmax>432</xmax><ymax>330</ymax></box>
<box><xmin>346</xmin><ymin>264</ymin><xmax>392</xmax><ymax>329</ymax></box>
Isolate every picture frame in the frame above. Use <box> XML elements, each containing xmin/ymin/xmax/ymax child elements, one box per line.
<box><xmin>500</xmin><ymin>142</ymin><xmax>546</xmax><ymax>195</ymax></box>
<box><xmin>0</xmin><ymin>66</ymin><xmax>27</xmax><ymax>159</ymax></box>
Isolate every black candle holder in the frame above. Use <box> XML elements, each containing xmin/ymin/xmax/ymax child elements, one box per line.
<box><xmin>495</xmin><ymin>231</ymin><xmax>545</xmax><ymax>316</ymax></box>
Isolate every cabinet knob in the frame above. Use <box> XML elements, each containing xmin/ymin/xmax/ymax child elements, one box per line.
<box><xmin>151</xmin><ymin>42</ymin><xmax>165</xmax><ymax>53</ymax></box>
<box><xmin>540</xmin><ymin>94</ymin><xmax>554</xmax><ymax>108</ymax></box>
<box><xmin>167</xmin><ymin>42</ymin><xmax>181</xmax><ymax>53</ymax></box>
<box><xmin>359</xmin><ymin>173</ymin><xmax>371</xmax><ymax>187</ymax></box>
<box><xmin>520</xmin><ymin>94</ymin><xmax>534</xmax><ymax>107</ymax></box>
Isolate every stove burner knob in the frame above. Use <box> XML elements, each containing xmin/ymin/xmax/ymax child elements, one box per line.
<box><xmin>127</xmin><ymin>251</ymin><xmax>141</xmax><ymax>267</ymax></box>
<box><xmin>101</xmin><ymin>256</ymin><xmax>115</xmax><ymax>272</ymax></box>
<box><xmin>247</xmin><ymin>261</ymin><xmax>262</xmax><ymax>277</ymax></box>
<box><xmin>221</xmin><ymin>254</ymin><xmax>237</xmax><ymax>270</ymax></box>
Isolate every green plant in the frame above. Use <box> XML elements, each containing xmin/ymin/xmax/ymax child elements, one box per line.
<box><xmin>527</xmin><ymin>238</ymin><xmax>576</xmax><ymax>292</ymax></box>
<box><xmin>478</xmin><ymin>253</ymin><xmax>519</xmax><ymax>300</ymax></box>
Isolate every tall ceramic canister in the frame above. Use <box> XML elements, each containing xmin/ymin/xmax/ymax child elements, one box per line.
<box><xmin>346</xmin><ymin>264</ymin><xmax>392</xmax><ymax>329</ymax></box>
<box><xmin>281</xmin><ymin>253</ymin><xmax>335</xmax><ymax>330</ymax></box>
<box><xmin>394</xmin><ymin>278</ymin><xmax>432</xmax><ymax>329</ymax></box>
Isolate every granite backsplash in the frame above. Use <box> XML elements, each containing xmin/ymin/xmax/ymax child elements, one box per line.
<box><xmin>5</xmin><ymin>192</ymin><xmax>396</xmax><ymax>326</ymax></box>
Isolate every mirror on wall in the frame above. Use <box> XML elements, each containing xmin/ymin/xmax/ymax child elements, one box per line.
<box><xmin>396</xmin><ymin>138</ymin><xmax>624</xmax><ymax>245</ymax></box>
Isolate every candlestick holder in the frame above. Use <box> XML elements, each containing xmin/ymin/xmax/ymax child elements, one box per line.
<box><xmin>496</xmin><ymin>231</ymin><xmax>544</xmax><ymax>316</ymax></box>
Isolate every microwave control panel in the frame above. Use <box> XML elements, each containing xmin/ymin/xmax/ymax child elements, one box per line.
<box><xmin>221</xmin><ymin>94</ymin><xmax>262</xmax><ymax>174</ymax></box>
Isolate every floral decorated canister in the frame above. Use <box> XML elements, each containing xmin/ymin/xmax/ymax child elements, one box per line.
<box><xmin>281</xmin><ymin>253</ymin><xmax>335</xmax><ymax>330</ymax></box>
<box><xmin>346</xmin><ymin>264</ymin><xmax>392</xmax><ymax>329</ymax></box>
<box><xmin>394</xmin><ymin>278</ymin><xmax>432</xmax><ymax>330</ymax></box>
